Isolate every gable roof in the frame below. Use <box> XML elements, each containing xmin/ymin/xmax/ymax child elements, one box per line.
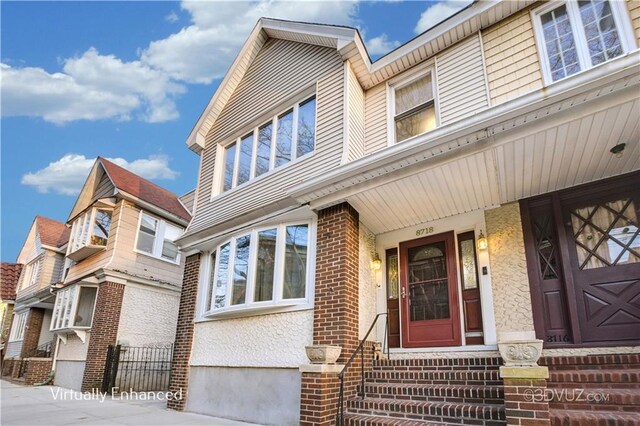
<box><xmin>36</xmin><ymin>216</ymin><xmax>71</xmax><ymax>248</ymax></box>
<box><xmin>186</xmin><ymin>1</ymin><xmax>534</xmax><ymax>152</ymax></box>
<box><xmin>0</xmin><ymin>263</ymin><xmax>22</xmax><ymax>301</ymax></box>
<box><xmin>99</xmin><ymin>158</ymin><xmax>191</xmax><ymax>223</ymax></box>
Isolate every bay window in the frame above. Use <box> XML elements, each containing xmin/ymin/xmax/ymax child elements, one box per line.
<box><xmin>203</xmin><ymin>221</ymin><xmax>314</xmax><ymax>315</ymax></box>
<box><xmin>67</xmin><ymin>207</ymin><xmax>113</xmax><ymax>261</ymax></box>
<box><xmin>391</xmin><ymin>70</ymin><xmax>437</xmax><ymax>143</ymax></box>
<box><xmin>51</xmin><ymin>285</ymin><xmax>98</xmax><ymax>331</ymax></box>
<box><xmin>8</xmin><ymin>311</ymin><xmax>28</xmax><ymax>341</ymax></box>
<box><xmin>220</xmin><ymin>95</ymin><xmax>317</xmax><ymax>193</ymax></box>
<box><xmin>533</xmin><ymin>0</ymin><xmax>634</xmax><ymax>83</ymax></box>
<box><xmin>135</xmin><ymin>211</ymin><xmax>184</xmax><ymax>263</ymax></box>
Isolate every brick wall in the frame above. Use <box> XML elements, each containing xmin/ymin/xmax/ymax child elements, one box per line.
<box><xmin>503</xmin><ymin>378</ymin><xmax>551</xmax><ymax>425</ymax></box>
<box><xmin>20</xmin><ymin>308</ymin><xmax>44</xmax><ymax>358</ymax></box>
<box><xmin>81</xmin><ymin>281</ymin><xmax>125</xmax><ymax>392</ymax></box>
<box><xmin>167</xmin><ymin>253</ymin><xmax>201</xmax><ymax>411</ymax></box>
<box><xmin>24</xmin><ymin>358</ymin><xmax>53</xmax><ymax>385</ymax></box>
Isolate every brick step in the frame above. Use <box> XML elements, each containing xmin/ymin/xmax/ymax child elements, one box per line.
<box><xmin>344</xmin><ymin>414</ymin><xmax>457</xmax><ymax>426</ymax></box>
<box><xmin>375</xmin><ymin>357</ymin><xmax>502</xmax><ymax>369</ymax></box>
<box><xmin>372</xmin><ymin>364</ymin><xmax>501</xmax><ymax>372</ymax></box>
<box><xmin>361</xmin><ymin>382</ymin><xmax>504</xmax><ymax>404</ymax></box>
<box><xmin>365</xmin><ymin>369</ymin><xmax>502</xmax><ymax>384</ymax></box>
<box><xmin>541</xmin><ymin>354</ymin><xmax>640</xmax><ymax>370</ymax></box>
<box><xmin>550</xmin><ymin>409</ymin><xmax>640</xmax><ymax>426</ymax></box>
<box><xmin>548</xmin><ymin>388</ymin><xmax>640</xmax><ymax>412</ymax></box>
<box><xmin>548</xmin><ymin>369</ymin><xmax>640</xmax><ymax>387</ymax></box>
<box><xmin>347</xmin><ymin>397</ymin><xmax>505</xmax><ymax>423</ymax></box>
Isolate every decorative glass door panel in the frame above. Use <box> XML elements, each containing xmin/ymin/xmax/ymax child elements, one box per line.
<box><xmin>400</xmin><ymin>232</ymin><xmax>461</xmax><ymax>348</ymax></box>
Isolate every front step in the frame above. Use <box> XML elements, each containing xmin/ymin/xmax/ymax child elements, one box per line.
<box><xmin>347</xmin><ymin>397</ymin><xmax>505</xmax><ymax>424</ymax></box>
<box><xmin>548</xmin><ymin>387</ymin><xmax>640</xmax><ymax>412</ymax></box>
<box><xmin>365</xmin><ymin>369</ymin><xmax>501</xmax><ymax>385</ymax></box>
<box><xmin>550</xmin><ymin>409</ymin><xmax>640</xmax><ymax>426</ymax></box>
<box><xmin>344</xmin><ymin>414</ymin><xmax>455</xmax><ymax>426</ymax></box>
<box><xmin>362</xmin><ymin>382</ymin><xmax>504</xmax><ymax>404</ymax></box>
<box><xmin>548</xmin><ymin>368</ymin><xmax>640</xmax><ymax>389</ymax></box>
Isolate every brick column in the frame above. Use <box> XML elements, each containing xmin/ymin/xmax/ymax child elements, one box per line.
<box><xmin>20</xmin><ymin>308</ymin><xmax>45</xmax><ymax>358</ymax></box>
<box><xmin>300</xmin><ymin>203</ymin><xmax>360</xmax><ymax>426</ymax></box>
<box><xmin>167</xmin><ymin>253</ymin><xmax>201</xmax><ymax>411</ymax></box>
<box><xmin>81</xmin><ymin>281</ymin><xmax>125</xmax><ymax>392</ymax></box>
<box><xmin>501</xmin><ymin>367</ymin><xmax>551</xmax><ymax>425</ymax></box>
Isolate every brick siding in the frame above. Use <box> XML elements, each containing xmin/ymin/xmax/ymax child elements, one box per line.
<box><xmin>20</xmin><ymin>308</ymin><xmax>44</xmax><ymax>358</ymax></box>
<box><xmin>24</xmin><ymin>358</ymin><xmax>53</xmax><ymax>385</ymax></box>
<box><xmin>167</xmin><ymin>253</ymin><xmax>201</xmax><ymax>411</ymax></box>
<box><xmin>503</xmin><ymin>378</ymin><xmax>551</xmax><ymax>426</ymax></box>
<box><xmin>81</xmin><ymin>281</ymin><xmax>125</xmax><ymax>392</ymax></box>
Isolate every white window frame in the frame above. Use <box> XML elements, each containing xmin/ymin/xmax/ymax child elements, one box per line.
<box><xmin>199</xmin><ymin>219</ymin><xmax>316</xmax><ymax>319</ymax></box>
<box><xmin>8</xmin><ymin>311</ymin><xmax>28</xmax><ymax>342</ymax></box>
<box><xmin>19</xmin><ymin>257</ymin><xmax>42</xmax><ymax>290</ymax></box>
<box><xmin>214</xmin><ymin>93</ymin><xmax>318</xmax><ymax>196</ymax></box>
<box><xmin>67</xmin><ymin>207</ymin><xmax>113</xmax><ymax>255</ymax></box>
<box><xmin>532</xmin><ymin>0</ymin><xmax>636</xmax><ymax>85</ymax></box>
<box><xmin>387</xmin><ymin>65</ymin><xmax>440</xmax><ymax>146</ymax></box>
<box><xmin>134</xmin><ymin>211</ymin><xmax>184</xmax><ymax>264</ymax></box>
<box><xmin>50</xmin><ymin>285</ymin><xmax>98</xmax><ymax>331</ymax></box>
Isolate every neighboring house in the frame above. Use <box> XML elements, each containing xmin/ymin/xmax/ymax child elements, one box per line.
<box><xmin>1</xmin><ymin>263</ymin><xmax>23</xmax><ymax>360</ymax></box>
<box><xmin>51</xmin><ymin>157</ymin><xmax>191</xmax><ymax>392</ymax></box>
<box><xmin>167</xmin><ymin>1</ymin><xmax>640</xmax><ymax>425</ymax></box>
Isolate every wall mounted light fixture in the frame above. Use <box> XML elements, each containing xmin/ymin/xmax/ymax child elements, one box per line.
<box><xmin>371</xmin><ymin>253</ymin><xmax>382</xmax><ymax>271</ymax></box>
<box><xmin>477</xmin><ymin>230</ymin><xmax>488</xmax><ymax>251</ymax></box>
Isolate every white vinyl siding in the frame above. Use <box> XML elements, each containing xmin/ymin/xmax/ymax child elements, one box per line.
<box><xmin>436</xmin><ymin>34</ymin><xmax>490</xmax><ymax>125</ymax></box>
<box><xmin>364</xmin><ymin>83</ymin><xmax>388</xmax><ymax>155</ymax></box>
<box><xmin>344</xmin><ymin>62</ymin><xmax>365</xmax><ymax>162</ymax></box>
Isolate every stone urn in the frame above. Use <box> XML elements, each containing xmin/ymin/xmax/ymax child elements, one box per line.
<box><xmin>497</xmin><ymin>331</ymin><xmax>543</xmax><ymax>367</ymax></box>
<box><xmin>305</xmin><ymin>345</ymin><xmax>342</xmax><ymax>364</ymax></box>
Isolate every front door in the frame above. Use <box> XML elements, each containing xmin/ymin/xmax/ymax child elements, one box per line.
<box><xmin>399</xmin><ymin>231</ymin><xmax>461</xmax><ymax>347</ymax></box>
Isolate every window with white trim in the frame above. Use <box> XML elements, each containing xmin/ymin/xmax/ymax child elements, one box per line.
<box><xmin>533</xmin><ymin>0</ymin><xmax>634</xmax><ymax>83</ymax></box>
<box><xmin>19</xmin><ymin>257</ymin><xmax>42</xmax><ymax>290</ymax></box>
<box><xmin>51</xmin><ymin>285</ymin><xmax>98</xmax><ymax>331</ymax></box>
<box><xmin>8</xmin><ymin>311</ymin><xmax>28</xmax><ymax>341</ymax></box>
<box><xmin>68</xmin><ymin>208</ymin><xmax>113</xmax><ymax>253</ymax></box>
<box><xmin>136</xmin><ymin>212</ymin><xmax>184</xmax><ymax>263</ymax></box>
<box><xmin>221</xmin><ymin>95</ymin><xmax>317</xmax><ymax>192</ymax></box>
<box><xmin>391</xmin><ymin>70</ymin><xmax>438</xmax><ymax>143</ymax></box>
<box><xmin>203</xmin><ymin>221</ymin><xmax>313</xmax><ymax>315</ymax></box>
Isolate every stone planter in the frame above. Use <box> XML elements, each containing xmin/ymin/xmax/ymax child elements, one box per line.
<box><xmin>305</xmin><ymin>345</ymin><xmax>342</xmax><ymax>364</ymax></box>
<box><xmin>498</xmin><ymin>332</ymin><xmax>543</xmax><ymax>367</ymax></box>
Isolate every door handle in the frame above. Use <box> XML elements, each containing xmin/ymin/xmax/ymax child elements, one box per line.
<box><xmin>401</xmin><ymin>287</ymin><xmax>406</xmax><ymax>298</ymax></box>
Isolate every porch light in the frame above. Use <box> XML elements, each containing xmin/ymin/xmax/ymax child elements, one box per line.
<box><xmin>477</xmin><ymin>231</ymin><xmax>488</xmax><ymax>251</ymax></box>
<box><xmin>371</xmin><ymin>253</ymin><xmax>382</xmax><ymax>271</ymax></box>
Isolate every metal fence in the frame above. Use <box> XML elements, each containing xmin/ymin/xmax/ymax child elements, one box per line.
<box><xmin>102</xmin><ymin>344</ymin><xmax>173</xmax><ymax>393</ymax></box>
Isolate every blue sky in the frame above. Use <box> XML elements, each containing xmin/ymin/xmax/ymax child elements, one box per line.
<box><xmin>1</xmin><ymin>0</ymin><xmax>472</xmax><ymax>262</ymax></box>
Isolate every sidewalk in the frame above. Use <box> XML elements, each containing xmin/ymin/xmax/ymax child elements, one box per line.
<box><xmin>1</xmin><ymin>380</ymin><xmax>261</xmax><ymax>425</ymax></box>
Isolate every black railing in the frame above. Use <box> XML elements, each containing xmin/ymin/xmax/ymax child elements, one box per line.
<box><xmin>26</xmin><ymin>341</ymin><xmax>54</xmax><ymax>358</ymax></box>
<box><xmin>335</xmin><ymin>312</ymin><xmax>389</xmax><ymax>426</ymax></box>
<box><xmin>102</xmin><ymin>344</ymin><xmax>173</xmax><ymax>393</ymax></box>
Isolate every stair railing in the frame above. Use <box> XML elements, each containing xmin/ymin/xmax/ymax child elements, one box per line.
<box><xmin>335</xmin><ymin>312</ymin><xmax>389</xmax><ymax>426</ymax></box>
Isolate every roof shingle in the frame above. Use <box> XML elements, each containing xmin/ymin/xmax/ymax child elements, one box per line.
<box><xmin>1</xmin><ymin>263</ymin><xmax>23</xmax><ymax>301</ymax></box>
<box><xmin>36</xmin><ymin>216</ymin><xmax>70</xmax><ymax>248</ymax></box>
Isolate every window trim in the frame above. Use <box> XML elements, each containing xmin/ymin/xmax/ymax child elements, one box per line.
<box><xmin>387</xmin><ymin>65</ymin><xmax>440</xmax><ymax>146</ymax></box>
<box><xmin>8</xmin><ymin>311</ymin><xmax>28</xmax><ymax>342</ymax></box>
<box><xmin>213</xmin><ymin>93</ymin><xmax>318</xmax><ymax>197</ymax></box>
<box><xmin>50</xmin><ymin>284</ymin><xmax>98</xmax><ymax>332</ymax></box>
<box><xmin>198</xmin><ymin>219</ymin><xmax>316</xmax><ymax>319</ymax></box>
<box><xmin>67</xmin><ymin>207</ymin><xmax>113</xmax><ymax>255</ymax></box>
<box><xmin>532</xmin><ymin>0</ymin><xmax>636</xmax><ymax>85</ymax></box>
<box><xmin>19</xmin><ymin>256</ymin><xmax>42</xmax><ymax>290</ymax></box>
<box><xmin>133</xmin><ymin>211</ymin><xmax>184</xmax><ymax>264</ymax></box>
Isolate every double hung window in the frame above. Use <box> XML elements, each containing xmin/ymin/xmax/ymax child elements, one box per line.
<box><xmin>391</xmin><ymin>71</ymin><xmax>437</xmax><ymax>143</ymax></box>
<box><xmin>8</xmin><ymin>312</ymin><xmax>28</xmax><ymax>341</ymax></box>
<box><xmin>20</xmin><ymin>257</ymin><xmax>42</xmax><ymax>290</ymax></box>
<box><xmin>136</xmin><ymin>212</ymin><xmax>184</xmax><ymax>263</ymax></box>
<box><xmin>221</xmin><ymin>95</ymin><xmax>316</xmax><ymax>192</ymax></box>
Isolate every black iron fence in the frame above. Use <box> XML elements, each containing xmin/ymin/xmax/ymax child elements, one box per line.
<box><xmin>102</xmin><ymin>344</ymin><xmax>173</xmax><ymax>393</ymax></box>
<box><xmin>26</xmin><ymin>341</ymin><xmax>54</xmax><ymax>358</ymax></box>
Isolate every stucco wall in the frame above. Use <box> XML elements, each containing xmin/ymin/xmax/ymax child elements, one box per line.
<box><xmin>56</xmin><ymin>334</ymin><xmax>89</xmax><ymax>361</ymax></box>
<box><xmin>359</xmin><ymin>223</ymin><xmax>378</xmax><ymax>340</ymax></box>
<box><xmin>485</xmin><ymin>203</ymin><xmax>535</xmax><ymax>335</ymax></box>
<box><xmin>116</xmin><ymin>283</ymin><xmax>179</xmax><ymax>347</ymax></box>
<box><xmin>54</xmin><ymin>360</ymin><xmax>85</xmax><ymax>391</ymax></box>
<box><xmin>190</xmin><ymin>309</ymin><xmax>313</xmax><ymax>367</ymax></box>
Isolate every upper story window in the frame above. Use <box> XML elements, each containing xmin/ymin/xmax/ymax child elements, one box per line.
<box><xmin>51</xmin><ymin>285</ymin><xmax>98</xmax><ymax>331</ymax></box>
<box><xmin>221</xmin><ymin>95</ymin><xmax>317</xmax><ymax>192</ymax></box>
<box><xmin>135</xmin><ymin>211</ymin><xmax>184</xmax><ymax>263</ymax></box>
<box><xmin>19</xmin><ymin>257</ymin><xmax>42</xmax><ymax>290</ymax></box>
<box><xmin>390</xmin><ymin>69</ymin><xmax>438</xmax><ymax>144</ymax></box>
<box><xmin>8</xmin><ymin>311</ymin><xmax>28</xmax><ymax>342</ymax></box>
<box><xmin>202</xmin><ymin>221</ymin><xmax>314</xmax><ymax>316</ymax></box>
<box><xmin>67</xmin><ymin>208</ymin><xmax>113</xmax><ymax>261</ymax></box>
<box><xmin>533</xmin><ymin>0</ymin><xmax>635</xmax><ymax>83</ymax></box>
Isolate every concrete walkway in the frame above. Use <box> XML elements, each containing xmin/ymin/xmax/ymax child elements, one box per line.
<box><xmin>1</xmin><ymin>380</ymin><xmax>261</xmax><ymax>425</ymax></box>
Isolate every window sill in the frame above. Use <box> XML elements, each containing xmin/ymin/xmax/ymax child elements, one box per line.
<box><xmin>134</xmin><ymin>249</ymin><xmax>181</xmax><ymax>265</ymax></box>
<box><xmin>198</xmin><ymin>301</ymin><xmax>312</xmax><ymax>321</ymax></box>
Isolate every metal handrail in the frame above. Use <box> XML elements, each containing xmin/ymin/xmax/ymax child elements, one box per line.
<box><xmin>25</xmin><ymin>340</ymin><xmax>53</xmax><ymax>358</ymax></box>
<box><xmin>335</xmin><ymin>312</ymin><xmax>389</xmax><ymax>426</ymax></box>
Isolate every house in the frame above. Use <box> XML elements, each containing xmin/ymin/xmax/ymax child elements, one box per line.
<box><xmin>1</xmin><ymin>216</ymin><xmax>69</xmax><ymax>382</ymax></box>
<box><xmin>168</xmin><ymin>1</ymin><xmax>640</xmax><ymax>425</ymax></box>
<box><xmin>1</xmin><ymin>263</ymin><xmax>23</xmax><ymax>361</ymax></box>
<box><xmin>3</xmin><ymin>157</ymin><xmax>192</xmax><ymax>392</ymax></box>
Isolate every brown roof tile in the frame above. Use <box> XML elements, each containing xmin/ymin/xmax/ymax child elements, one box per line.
<box><xmin>36</xmin><ymin>216</ymin><xmax>70</xmax><ymax>248</ymax></box>
<box><xmin>1</xmin><ymin>263</ymin><xmax>22</xmax><ymax>301</ymax></box>
<box><xmin>99</xmin><ymin>158</ymin><xmax>191</xmax><ymax>222</ymax></box>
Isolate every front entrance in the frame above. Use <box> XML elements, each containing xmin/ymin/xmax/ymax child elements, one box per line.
<box><xmin>399</xmin><ymin>231</ymin><xmax>461</xmax><ymax>347</ymax></box>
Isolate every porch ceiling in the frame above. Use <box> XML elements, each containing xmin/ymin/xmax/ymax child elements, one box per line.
<box><xmin>347</xmin><ymin>97</ymin><xmax>640</xmax><ymax>235</ymax></box>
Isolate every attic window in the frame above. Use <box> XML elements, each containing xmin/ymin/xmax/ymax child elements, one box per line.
<box><xmin>220</xmin><ymin>95</ymin><xmax>316</xmax><ymax>193</ymax></box>
<box><xmin>391</xmin><ymin>71</ymin><xmax>437</xmax><ymax>143</ymax></box>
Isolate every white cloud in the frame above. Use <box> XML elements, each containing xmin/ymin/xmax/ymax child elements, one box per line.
<box><xmin>21</xmin><ymin>154</ymin><xmax>178</xmax><ymax>195</ymax></box>
<box><xmin>165</xmin><ymin>11</ymin><xmax>179</xmax><ymax>23</ymax></box>
<box><xmin>365</xmin><ymin>33</ymin><xmax>401</xmax><ymax>56</ymax></box>
<box><xmin>414</xmin><ymin>0</ymin><xmax>473</xmax><ymax>34</ymax></box>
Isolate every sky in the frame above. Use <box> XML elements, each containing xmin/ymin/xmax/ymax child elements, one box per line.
<box><xmin>1</xmin><ymin>0</ymin><xmax>473</xmax><ymax>262</ymax></box>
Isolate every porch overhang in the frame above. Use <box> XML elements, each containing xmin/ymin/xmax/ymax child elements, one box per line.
<box><xmin>287</xmin><ymin>52</ymin><xmax>640</xmax><ymax>234</ymax></box>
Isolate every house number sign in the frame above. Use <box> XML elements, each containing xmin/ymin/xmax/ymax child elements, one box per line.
<box><xmin>415</xmin><ymin>226</ymin><xmax>435</xmax><ymax>237</ymax></box>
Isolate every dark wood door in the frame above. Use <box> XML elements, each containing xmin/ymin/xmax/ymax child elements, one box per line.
<box><xmin>563</xmin><ymin>193</ymin><xmax>640</xmax><ymax>343</ymax></box>
<box><xmin>400</xmin><ymin>232</ymin><xmax>461</xmax><ymax>348</ymax></box>
<box><xmin>457</xmin><ymin>232</ymin><xmax>484</xmax><ymax>345</ymax></box>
